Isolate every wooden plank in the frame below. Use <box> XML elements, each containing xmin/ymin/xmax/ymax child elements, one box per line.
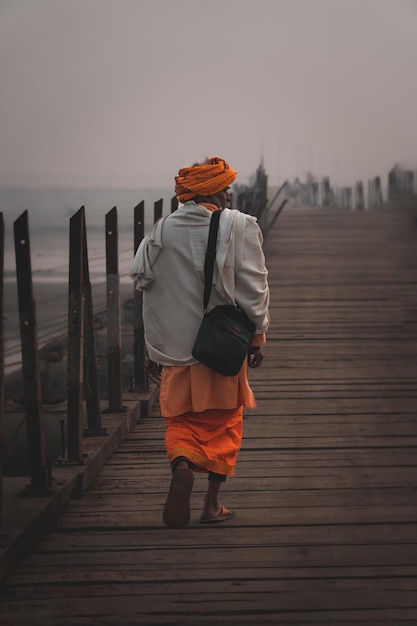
<box><xmin>24</xmin><ymin>522</ymin><xmax>417</xmax><ymax>551</ymax></box>
<box><xmin>52</xmin><ymin>505</ymin><xmax>417</xmax><ymax>530</ymax></box>
<box><xmin>14</xmin><ymin>541</ymin><xmax>417</xmax><ymax>572</ymax></box>
<box><xmin>51</xmin><ymin>487</ymin><xmax>416</xmax><ymax>510</ymax></box>
<box><xmin>7</xmin><ymin>569</ymin><xmax>417</xmax><ymax>590</ymax></box>
<box><xmin>104</xmin><ymin>448</ymin><xmax>417</xmax><ymax>466</ymax></box>
<box><xmin>0</xmin><ymin>607</ymin><xmax>414</xmax><ymax>626</ymax></box>
<box><xmin>1</xmin><ymin>586</ymin><xmax>417</xmax><ymax>624</ymax></box>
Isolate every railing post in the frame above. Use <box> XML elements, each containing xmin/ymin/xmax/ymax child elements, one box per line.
<box><xmin>82</xmin><ymin>213</ymin><xmax>103</xmax><ymax>435</ymax></box>
<box><xmin>105</xmin><ymin>207</ymin><xmax>124</xmax><ymax>413</ymax></box>
<box><xmin>171</xmin><ymin>196</ymin><xmax>178</xmax><ymax>213</ymax></box>
<box><xmin>0</xmin><ymin>213</ymin><xmax>4</xmax><ymax>524</ymax></box>
<box><xmin>355</xmin><ymin>181</ymin><xmax>365</xmax><ymax>210</ymax></box>
<box><xmin>13</xmin><ymin>211</ymin><xmax>49</xmax><ymax>493</ymax></box>
<box><xmin>263</xmin><ymin>199</ymin><xmax>288</xmax><ymax>237</ymax></box>
<box><xmin>322</xmin><ymin>177</ymin><xmax>331</xmax><ymax>206</ymax></box>
<box><xmin>154</xmin><ymin>198</ymin><xmax>163</xmax><ymax>223</ymax></box>
<box><xmin>133</xmin><ymin>201</ymin><xmax>148</xmax><ymax>392</ymax></box>
<box><xmin>67</xmin><ymin>208</ymin><xmax>85</xmax><ymax>462</ymax></box>
<box><xmin>367</xmin><ymin>180</ymin><xmax>373</xmax><ymax>210</ymax></box>
<box><xmin>375</xmin><ymin>176</ymin><xmax>383</xmax><ymax>209</ymax></box>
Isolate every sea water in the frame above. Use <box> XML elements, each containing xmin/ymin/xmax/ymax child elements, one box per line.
<box><xmin>1</xmin><ymin>187</ymin><xmax>174</xmax><ymax>278</ymax></box>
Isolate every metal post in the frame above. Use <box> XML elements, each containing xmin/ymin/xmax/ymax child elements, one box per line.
<box><xmin>67</xmin><ymin>208</ymin><xmax>85</xmax><ymax>462</ymax></box>
<box><xmin>13</xmin><ymin>211</ymin><xmax>49</xmax><ymax>492</ymax></box>
<box><xmin>375</xmin><ymin>176</ymin><xmax>383</xmax><ymax>209</ymax></box>
<box><xmin>82</xmin><ymin>214</ymin><xmax>102</xmax><ymax>435</ymax></box>
<box><xmin>263</xmin><ymin>199</ymin><xmax>288</xmax><ymax>237</ymax></box>
<box><xmin>133</xmin><ymin>202</ymin><xmax>148</xmax><ymax>392</ymax></box>
<box><xmin>105</xmin><ymin>207</ymin><xmax>124</xmax><ymax>412</ymax></box>
<box><xmin>154</xmin><ymin>198</ymin><xmax>163</xmax><ymax>223</ymax></box>
<box><xmin>171</xmin><ymin>196</ymin><xmax>178</xmax><ymax>213</ymax></box>
<box><xmin>0</xmin><ymin>214</ymin><xmax>4</xmax><ymax>522</ymax></box>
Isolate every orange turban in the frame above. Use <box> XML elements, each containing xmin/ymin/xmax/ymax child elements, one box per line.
<box><xmin>175</xmin><ymin>156</ymin><xmax>237</xmax><ymax>203</ymax></box>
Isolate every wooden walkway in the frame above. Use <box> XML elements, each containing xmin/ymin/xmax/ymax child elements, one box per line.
<box><xmin>1</xmin><ymin>204</ymin><xmax>417</xmax><ymax>625</ymax></box>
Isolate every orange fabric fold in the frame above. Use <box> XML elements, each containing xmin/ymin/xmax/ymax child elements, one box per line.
<box><xmin>175</xmin><ymin>156</ymin><xmax>237</xmax><ymax>203</ymax></box>
<box><xmin>160</xmin><ymin>360</ymin><xmax>256</xmax><ymax>417</ymax></box>
<box><xmin>164</xmin><ymin>406</ymin><xmax>243</xmax><ymax>476</ymax></box>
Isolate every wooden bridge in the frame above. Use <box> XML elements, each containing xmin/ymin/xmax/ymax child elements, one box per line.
<box><xmin>1</xmin><ymin>200</ymin><xmax>417</xmax><ymax>625</ymax></box>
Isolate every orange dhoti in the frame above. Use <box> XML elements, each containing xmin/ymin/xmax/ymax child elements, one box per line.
<box><xmin>164</xmin><ymin>406</ymin><xmax>243</xmax><ymax>476</ymax></box>
<box><xmin>160</xmin><ymin>362</ymin><xmax>257</xmax><ymax>476</ymax></box>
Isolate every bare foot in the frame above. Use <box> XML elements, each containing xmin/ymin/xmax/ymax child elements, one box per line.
<box><xmin>200</xmin><ymin>505</ymin><xmax>235</xmax><ymax>524</ymax></box>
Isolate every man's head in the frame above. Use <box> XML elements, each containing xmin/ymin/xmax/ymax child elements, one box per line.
<box><xmin>175</xmin><ymin>156</ymin><xmax>237</xmax><ymax>208</ymax></box>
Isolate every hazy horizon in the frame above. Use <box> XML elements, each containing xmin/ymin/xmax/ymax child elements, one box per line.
<box><xmin>1</xmin><ymin>0</ymin><xmax>416</xmax><ymax>190</ymax></box>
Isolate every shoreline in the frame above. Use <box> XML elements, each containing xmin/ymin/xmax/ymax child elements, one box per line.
<box><xmin>3</xmin><ymin>279</ymin><xmax>135</xmax><ymax>378</ymax></box>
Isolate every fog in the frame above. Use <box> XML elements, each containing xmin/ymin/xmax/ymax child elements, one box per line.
<box><xmin>1</xmin><ymin>0</ymin><xmax>416</xmax><ymax>190</ymax></box>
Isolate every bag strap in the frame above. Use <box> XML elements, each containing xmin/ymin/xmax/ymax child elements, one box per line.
<box><xmin>203</xmin><ymin>209</ymin><xmax>222</xmax><ymax>312</ymax></box>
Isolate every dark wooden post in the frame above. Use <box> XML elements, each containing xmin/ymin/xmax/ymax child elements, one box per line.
<box><xmin>311</xmin><ymin>182</ymin><xmax>318</xmax><ymax>206</ymax></box>
<box><xmin>154</xmin><ymin>198</ymin><xmax>163</xmax><ymax>223</ymax></box>
<box><xmin>346</xmin><ymin>187</ymin><xmax>352</xmax><ymax>210</ymax></box>
<box><xmin>367</xmin><ymin>180</ymin><xmax>373</xmax><ymax>210</ymax></box>
<box><xmin>253</xmin><ymin>191</ymin><xmax>260</xmax><ymax>217</ymax></box>
<box><xmin>388</xmin><ymin>169</ymin><xmax>394</xmax><ymax>200</ymax></box>
<box><xmin>375</xmin><ymin>176</ymin><xmax>383</xmax><ymax>209</ymax></box>
<box><xmin>13</xmin><ymin>211</ymin><xmax>49</xmax><ymax>492</ymax></box>
<box><xmin>82</xmin><ymin>214</ymin><xmax>102</xmax><ymax>435</ymax></box>
<box><xmin>0</xmin><ymin>214</ymin><xmax>4</xmax><ymax>522</ymax></box>
<box><xmin>171</xmin><ymin>196</ymin><xmax>178</xmax><ymax>213</ymax></box>
<box><xmin>355</xmin><ymin>181</ymin><xmax>364</xmax><ymax>210</ymax></box>
<box><xmin>67</xmin><ymin>208</ymin><xmax>85</xmax><ymax>462</ymax></box>
<box><xmin>133</xmin><ymin>201</ymin><xmax>148</xmax><ymax>392</ymax></box>
<box><xmin>105</xmin><ymin>207</ymin><xmax>124</xmax><ymax>412</ymax></box>
<box><xmin>322</xmin><ymin>177</ymin><xmax>331</xmax><ymax>206</ymax></box>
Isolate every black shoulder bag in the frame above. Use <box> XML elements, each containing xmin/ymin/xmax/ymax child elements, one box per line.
<box><xmin>192</xmin><ymin>210</ymin><xmax>255</xmax><ymax>376</ymax></box>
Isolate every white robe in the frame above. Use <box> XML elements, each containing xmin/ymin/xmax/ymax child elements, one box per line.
<box><xmin>130</xmin><ymin>202</ymin><xmax>269</xmax><ymax>366</ymax></box>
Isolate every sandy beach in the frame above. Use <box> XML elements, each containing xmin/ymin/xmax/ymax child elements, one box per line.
<box><xmin>3</xmin><ymin>278</ymin><xmax>135</xmax><ymax>377</ymax></box>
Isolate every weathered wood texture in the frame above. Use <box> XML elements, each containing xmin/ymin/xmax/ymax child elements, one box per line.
<box><xmin>1</xmin><ymin>205</ymin><xmax>417</xmax><ymax>625</ymax></box>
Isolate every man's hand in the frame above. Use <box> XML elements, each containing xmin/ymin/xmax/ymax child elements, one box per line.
<box><xmin>248</xmin><ymin>348</ymin><xmax>264</xmax><ymax>368</ymax></box>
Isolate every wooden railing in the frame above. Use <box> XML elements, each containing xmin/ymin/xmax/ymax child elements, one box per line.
<box><xmin>0</xmin><ymin>197</ymin><xmax>171</xmax><ymax>527</ymax></box>
<box><xmin>232</xmin><ymin>162</ymin><xmax>288</xmax><ymax>236</ymax></box>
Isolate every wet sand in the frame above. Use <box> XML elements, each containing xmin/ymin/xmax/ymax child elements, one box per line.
<box><xmin>3</xmin><ymin>279</ymin><xmax>134</xmax><ymax>376</ymax></box>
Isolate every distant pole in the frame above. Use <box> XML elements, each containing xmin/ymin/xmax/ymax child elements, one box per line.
<box><xmin>375</xmin><ymin>176</ymin><xmax>383</xmax><ymax>209</ymax></box>
<box><xmin>355</xmin><ymin>181</ymin><xmax>364</xmax><ymax>210</ymax></box>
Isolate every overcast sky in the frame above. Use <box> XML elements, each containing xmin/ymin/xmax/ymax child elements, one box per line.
<box><xmin>1</xmin><ymin>0</ymin><xmax>416</xmax><ymax>190</ymax></box>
